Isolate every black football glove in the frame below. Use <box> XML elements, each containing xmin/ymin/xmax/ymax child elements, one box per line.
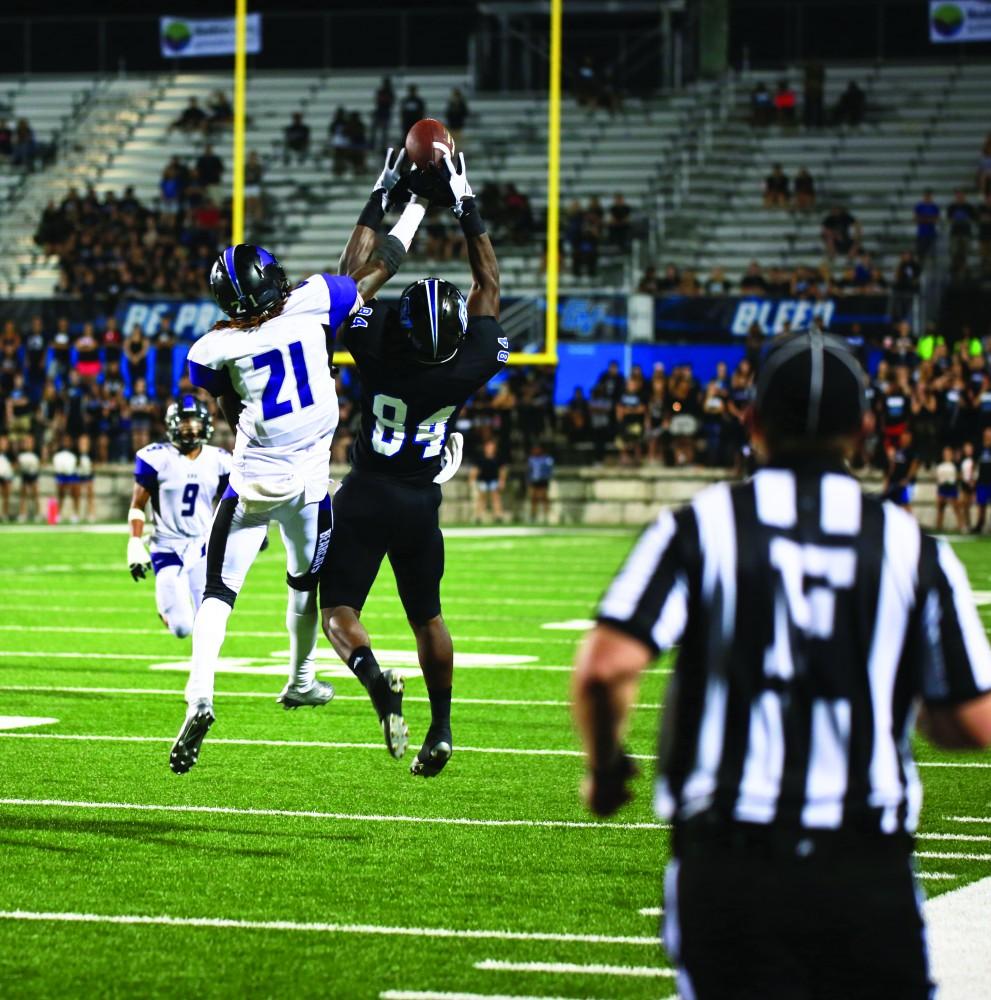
<box><xmin>583</xmin><ymin>748</ymin><xmax>639</xmax><ymax>817</ymax></box>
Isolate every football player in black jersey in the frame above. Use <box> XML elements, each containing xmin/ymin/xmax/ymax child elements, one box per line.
<box><xmin>320</xmin><ymin>150</ymin><xmax>508</xmax><ymax>777</ymax></box>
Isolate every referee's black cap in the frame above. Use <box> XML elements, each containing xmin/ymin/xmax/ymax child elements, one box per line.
<box><xmin>754</xmin><ymin>331</ymin><xmax>866</xmax><ymax>439</ymax></box>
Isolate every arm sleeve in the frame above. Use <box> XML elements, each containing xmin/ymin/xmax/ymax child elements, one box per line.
<box><xmin>461</xmin><ymin>316</ymin><xmax>510</xmax><ymax>387</ymax></box>
<box><xmin>596</xmin><ymin>507</ymin><xmax>697</xmax><ymax>656</ymax></box>
<box><xmin>133</xmin><ymin>449</ymin><xmax>160</xmax><ymax>490</ymax></box>
<box><xmin>320</xmin><ymin>274</ymin><xmax>359</xmax><ymax>329</ymax></box>
<box><xmin>919</xmin><ymin>538</ymin><xmax>991</xmax><ymax>705</ymax></box>
<box><xmin>187</xmin><ymin>335</ymin><xmax>233</xmax><ymax>398</ymax></box>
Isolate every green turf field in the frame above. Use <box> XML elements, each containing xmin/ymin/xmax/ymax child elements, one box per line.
<box><xmin>0</xmin><ymin>526</ymin><xmax>989</xmax><ymax>999</ymax></box>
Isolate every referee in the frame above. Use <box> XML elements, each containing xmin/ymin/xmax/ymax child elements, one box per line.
<box><xmin>573</xmin><ymin>332</ymin><xmax>991</xmax><ymax>1000</ymax></box>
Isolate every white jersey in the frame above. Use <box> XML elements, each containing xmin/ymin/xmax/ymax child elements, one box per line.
<box><xmin>187</xmin><ymin>274</ymin><xmax>358</xmax><ymax>503</ymax></box>
<box><xmin>135</xmin><ymin>442</ymin><xmax>232</xmax><ymax>551</ymax></box>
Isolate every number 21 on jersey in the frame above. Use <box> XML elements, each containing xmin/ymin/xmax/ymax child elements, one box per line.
<box><xmin>371</xmin><ymin>393</ymin><xmax>455</xmax><ymax>460</ymax></box>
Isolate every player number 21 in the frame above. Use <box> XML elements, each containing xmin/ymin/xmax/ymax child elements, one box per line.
<box><xmin>371</xmin><ymin>393</ymin><xmax>456</xmax><ymax>460</ymax></box>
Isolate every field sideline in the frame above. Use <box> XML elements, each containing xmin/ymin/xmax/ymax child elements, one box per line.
<box><xmin>0</xmin><ymin>526</ymin><xmax>989</xmax><ymax>999</ymax></box>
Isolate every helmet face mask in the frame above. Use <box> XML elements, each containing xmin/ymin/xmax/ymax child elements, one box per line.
<box><xmin>210</xmin><ymin>244</ymin><xmax>290</xmax><ymax>320</ymax></box>
<box><xmin>399</xmin><ymin>278</ymin><xmax>468</xmax><ymax>364</ymax></box>
<box><xmin>166</xmin><ymin>397</ymin><xmax>213</xmax><ymax>454</ymax></box>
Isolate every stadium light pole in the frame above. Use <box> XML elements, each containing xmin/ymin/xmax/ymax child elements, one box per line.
<box><xmin>231</xmin><ymin>0</ymin><xmax>247</xmax><ymax>245</ymax></box>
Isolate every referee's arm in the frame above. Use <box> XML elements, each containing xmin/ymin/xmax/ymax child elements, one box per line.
<box><xmin>915</xmin><ymin>539</ymin><xmax>991</xmax><ymax>749</ymax></box>
<box><xmin>572</xmin><ymin>509</ymin><xmax>693</xmax><ymax>816</ymax></box>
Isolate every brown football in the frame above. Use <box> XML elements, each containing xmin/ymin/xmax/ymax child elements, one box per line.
<box><xmin>404</xmin><ymin>118</ymin><xmax>456</xmax><ymax>171</ymax></box>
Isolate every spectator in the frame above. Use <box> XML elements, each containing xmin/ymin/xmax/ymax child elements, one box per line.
<box><xmin>244</xmin><ymin>151</ymin><xmax>265</xmax><ymax>227</ymax></box>
<box><xmin>667</xmin><ymin>366</ymin><xmax>702</xmax><ymax>465</ymax></box>
<box><xmin>565</xmin><ymin>200</ymin><xmax>599</xmax><ymax>279</ymax></box>
<box><xmin>153</xmin><ymin>321</ymin><xmax>176</xmax><ymax>400</ymax></box>
<box><xmin>615</xmin><ymin>377</ymin><xmax>646</xmax><ymax>465</ymax></box>
<box><xmin>195</xmin><ymin>145</ymin><xmax>224</xmax><ymax>200</ymax></box>
<box><xmin>607</xmin><ymin>193</ymin><xmax>632</xmax><ymax>250</ymax></box>
<box><xmin>469</xmin><ymin>439</ymin><xmax>507</xmax><ymax>524</ymax></box>
<box><xmin>159</xmin><ymin>162</ymin><xmax>183</xmax><ymax>217</ymax></box>
<box><xmin>750</xmin><ymin>82</ymin><xmax>773</xmax><ymax>126</ymax></box>
<box><xmin>50</xmin><ymin>319</ymin><xmax>71</xmax><ymax>384</ymax></box>
<box><xmin>74</xmin><ymin>323</ymin><xmax>101</xmax><ymax>382</ymax></box>
<box><xmin>704</xmin><ymin>266</ymin><xmax>731</xmax><ymax>294</ymax></box>
<box><xmin>129</xmin><ymin>377</ymin><xmax>156</xmax><ymax>452</ymax></box>
<box><xmin>102</xmin><ymin>315</ymin><xmax>123</xmax><ymax>368</ymax></box>
<box><xmin>16</xmin><ymin>438</ymin><xmax>41</xmax><ymax>522</ymax></box>
<box><xmin>803</xmin><ymin>61</ymin><xmax>825</xmax><ymax>128</ymax></box>
<box><xmin>6</xmin><ymin>374</ymin><xmax>33</xmax><ymax>440</ymax></box>
<box><xmin>834</xmin><ymin>81</ymin><xmax>866</xmax><ymax>126</ymax></box>
<box><xmin>446</xmin><ymin>88</ymin><xmax>469</xmax><ymax>147</ymax></box>
<box><xmin>564</xmin><ymin>386</ymin><xmax>591</xmax><ymax>445</ymax></box>
<box><xmin>701</xmin><ymin>375</ymin><xmax>730</xmax><ymax>466</ymax></box>
<box><xmin>657</xmin><ymin>264</ymin><xmax>680</xmax><ymax>293</ymax></box>
<box><xmin>346</xmin><ymin>112</ymin><xmax>367</xmax><ymax>173</ymax></box>
<box><xmin>947</xmin><ymin>189</ymin><xmax>978</xmax><ymax>277</ymax></box>
<box><xmin>763</xmin><ymin>163</ymin><xmax>789</xmax><ymax>208</ymax></box>
<box><xmin>976</xmin><ymin>133</ymin><xmax>991</xmax><ymax>197</ymax></box>
<box><xmin>284</xmin><ymin>112</ymin><xmax>310</xmax><ymax>162</ymax></box>
<box><xmin>978</xmin><ymin>192</ymin><xmax>991</xmax><ymax>279</ymax></box>
<box><xmin>0</xmin><ymin>118</ymin><xmax>11</xmax><ymax>160</ymax></box>
<box><xmin>206</xmin><ymin>91</ymin><xmax>233</xmax><ymax>133</ymax></box>
<box><xmin>793</xmin><ymin>167</ymin><xmax>816</xmax><ymax>210</ymax></box>
<box><xmin>503</xmin><ymin>184</ymin><xmax>533</xmax><ymax>244</ymax></box>
<box><xmin>821</xmin><ymin>203</ymin><xmax>862</xmax><ymax>259</ymax></box>
<box><xmin>576</xmin><ymin>55</ymin><xmax>599</xmax><ymax>109</ymax></box>
<box><xmin>400</xmin><ymin>85</ymin><xmax>425</xmax><ymax>138</ymax></box>
<box><xmin>677</xmin><ymin>269</ymin><xmax>701</xmax><ymax>296</ymax></box>
<box><xmin>637</xmin><ymin>265</ymin><xmax>659</xmax><ymax>295</ymax></box>
<box><xmin>370</xmin><ymin>76</ymin><xmax>394</xmax><ymax>152</ymax></box>
<box><xmin>595</xmin><ymin>360</ymin><xmax>625</xmax><ymax>403</ymax></box>
<box><xmin>76</xmin><ymin>433</ymin><xmax>95</xmax><ymax>521</ymax></box>
<box><xmin>23</xmin><ymin>316</ymin><xmax>47</xmax><ymax>398</ymax></box>
<box><xmin>0</xmin><ymin>435</ymin><xmax>12</xmax><ymax>520</ymax></box>
<box><xmin>11</xmin><ymin>119</ymin><xmax>37</xmax><ymax>170</ymax></box>
<box><xmin>773</xmin><ymin>80</ymin><xmax>797</xmax><ymax>125</ymax></box>
<box><xmin>645</xmin><ymin>371</ymin><xmax>668</xmax><ymax>463</ymax></box>
<box><xmin>914</xmin><ymin>189</ymin><xmax>940</xmax><ymax>260</ymax></box>
<box><xmin>123</xmin><ymin>324</ymin><xmax>150</xmax><ymax>388</ymax></box>
<box><xmin>329</xmin><ymin>107</ymin><xmax>350</xmax><ymax>176</ymax></box>
<box><xmin>739</xmin><ymin>260</ymin><xmax>769</xmax><ymax>295</ymax></box>
<box><xmin>171</xmin><ymin>98</ymin><xmax>206</xmax><ymax>134</ymax></box>
<box><xmin>526</xmin><ymin>442</ymin><xmax>554</xmax><ymax>522</ymax></box>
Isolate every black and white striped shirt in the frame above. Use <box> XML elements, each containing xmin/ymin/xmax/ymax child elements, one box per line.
<box><xmin>598</xmin><ymin>461</ymin><xmax>991</xmax><ymax>835</ymax></box>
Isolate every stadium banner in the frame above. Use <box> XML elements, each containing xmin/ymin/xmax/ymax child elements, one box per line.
<box><xmin>929</xmin><ymin>2</ymin><xmax>991</xmax><ymax>42</ymax></box>
<box><xmin>652</xmin><ymin>294</ymin><xmax>891</xmax><ymax>340</ymax></box>
<box><xmin>160</xmin><ymin>15</ymin><xmax>262</xmax><ymax>58</ymax></box>
<box><xmin>117</xmin><ymin>298</ymin><xmax>226</xmax><ymax>338</ymax></box>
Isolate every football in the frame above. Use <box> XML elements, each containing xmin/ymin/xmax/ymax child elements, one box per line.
<box><xmin>404</xmin><ymin>117</ymin><xmax>455</xmax><ymax>172</ymax></box>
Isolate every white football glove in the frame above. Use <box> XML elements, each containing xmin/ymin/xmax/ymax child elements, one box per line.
<box><xmin>441</xmin><ymin>152</ymin><xmax>474</xmax><ymax>217</ymax></box>
<box><xmin>128</xmin><ymin>536</ymin><xmax>151</xmax><ymax>581</ymax></box>
<box><xmin>433</xmin><ymin>432</ymin><xmax>464</xmax><ymax>485</ymax></box>
<box><xmin>372</xmin><ymin>147</ymin><xmax>406</xmax><ymax>211</ymax></box>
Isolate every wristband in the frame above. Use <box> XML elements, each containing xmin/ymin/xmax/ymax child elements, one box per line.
<box><xmin>456</xmin><ymin>198</ymin><xmax>486</xmax><ymax>238</ymax></box>
<box><xmin>357</xmin><ymin>191</ymin><xmax>386</xmax><ymax>230</ymax></box>
<box><xmin>128</xmin><ymin>507</ymin><xmax>146</xmax><ymax>524</ymax></box>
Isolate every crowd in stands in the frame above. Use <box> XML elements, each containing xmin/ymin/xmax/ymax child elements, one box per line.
<box><xmin>750</xmin><ymin>76</ymin><xmax>865</xmax><ymax>128</ymax></box>
<box><xmin>0</xmin><ymin>117</ymin><xmax>48</xmax><ymax>171</ymax></box>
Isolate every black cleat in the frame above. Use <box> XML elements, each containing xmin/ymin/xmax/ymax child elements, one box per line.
<box><xmin>410</xmin><ymin>728</ymin><xmax>453</xmax><ymax>778</ymax></box>
<box><xmin>169</xmin><ymin>700</ymin><xmax>215</xmax><ymax>774</ymax></box>
<box><xmin>370</xmin><ymin>670</ymin><xmax>409</xmax><ymax>759</ymax></box>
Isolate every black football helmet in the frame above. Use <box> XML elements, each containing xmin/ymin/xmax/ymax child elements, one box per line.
<box><xmin>399</xmin><ymin>278</ymin><xmax>467</xmax><ymax>364</ymax></box>
<box><xmin>210</xmin><ymin>244</ymin><xmax>290</xmax><ymax>319</ymax></box>
<box><xmin>166</xmin><ymin>395</ymin><xmax>213</xmax><ymax>454</ymax></box>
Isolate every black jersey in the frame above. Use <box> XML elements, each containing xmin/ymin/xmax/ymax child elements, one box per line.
<box><xmin>342</xmin><ymin>303</ymin><xmax>508</xmax><ymax>487</ymax></box>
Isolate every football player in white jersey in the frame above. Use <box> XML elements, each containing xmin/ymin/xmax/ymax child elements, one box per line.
<box><xmin>170</xmin><ymin>155</ymin><xmax>426</xmax><ymax>774</ymax></box>
<box><xmin>127</xmin><ymin>396</ymin><xmax>232</xmax><ymax>640</ymax></box>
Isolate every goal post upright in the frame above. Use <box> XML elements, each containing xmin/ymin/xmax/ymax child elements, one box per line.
<box><xmin>231</xmin><ymin>0</ymin><xmax>248</xmax><ymax>246</ymax></box>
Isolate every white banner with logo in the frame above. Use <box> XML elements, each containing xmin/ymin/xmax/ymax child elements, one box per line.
<box><xmin>930</xmin><ymin>2</ymin><xmax>991</xmax><ymax>43</ymax></box>
<box><xmin>160</xmin><ymin>15</ymin><xmax>262</xmax><ymax>58</ymax></box>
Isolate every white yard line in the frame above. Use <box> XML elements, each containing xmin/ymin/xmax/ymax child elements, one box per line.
<box><xmin>916</xmin><ymin>873</ymin><xmax>960</xmax><ymax>881</ymax></box>
<box><xmin>0</xmin><ymin>798</ymin><xmax>667</xmax><ymax>832</ymax></box>
<box><xmin>0</xmin><ymin>910</ymin><xmax>656</xmax><ymax>946</ymax></box>
<box><xmin>637</xmin><ymin>907</ymin><xmax>663</xmax><ymax>916</ymax></box>
<box><xmin>0</xmin><ymin>716</ymin><xmax>58</xmax><ymax>730</ymax></box>
<box><xmin>944</xmin><ymin>816</ymin><xmax>991</xmax><ymax>824</ymax></box>
<box><xmin>0</xmin><ymin>731</ymin><xmax>655</xmax><ymax>761</ymax></box>
<box><xmin>0</xmin><ymin>684</ymin><xmax>663</xmax><ymax>711</ymax></box>
<box><xmin>925</xmin><ymin>876</ymin><xmax>991</xmax><ymax>999</ymax></box>
<box><xmin>915</xmin><ymin>850</ymin><xmax>991</xmax><ymax>862</ymax></box>
<box><xmin>383</xmin><ymin>992</ymin><xmax>611</xmax><ymax>1000</ymax></box>
<box><xmin>475</xmin><ymin>959</ymin><xmax>674</xmax><ymax>978</ymax></box>
<box><xmin>916</xmin><ymin>833</ymin><xmax>991</xmax><ymax>844</ymax></box>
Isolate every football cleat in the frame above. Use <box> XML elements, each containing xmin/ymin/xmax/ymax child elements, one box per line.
<box><xmin>410</xmin><ymin>729</ymin><xmax>453</xmax><ymax>778</ymax></box>
<box><xmin>371</xmin><ymin>670</ymin><xmax>409</xmax><ymax>759</ymax></box>
<box><xmin>169</xmin><ymin>700</ymin><xmax>215</xmax><ymax>774</ymax></box>
<box><xmin>277</xmin><ymin>679</ymin><xmax>336</xmax><ymax>710</ymax></box>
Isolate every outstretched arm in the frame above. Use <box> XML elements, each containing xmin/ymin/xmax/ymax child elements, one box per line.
<box><xmin>440</xmin><ymin>151</ymin><xmax>500</xmax><ymax>319</ymax></box>
<box><xmin>339</xmin><ymin>147</ymin><xmax>405</xmax><ymax>277</ymax></box>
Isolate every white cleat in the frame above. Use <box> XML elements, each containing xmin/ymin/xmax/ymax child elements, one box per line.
<box><xmin>277</xmin><ymin>679</ymin><xmax>336</xmax><ymax>710</ymax></box>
